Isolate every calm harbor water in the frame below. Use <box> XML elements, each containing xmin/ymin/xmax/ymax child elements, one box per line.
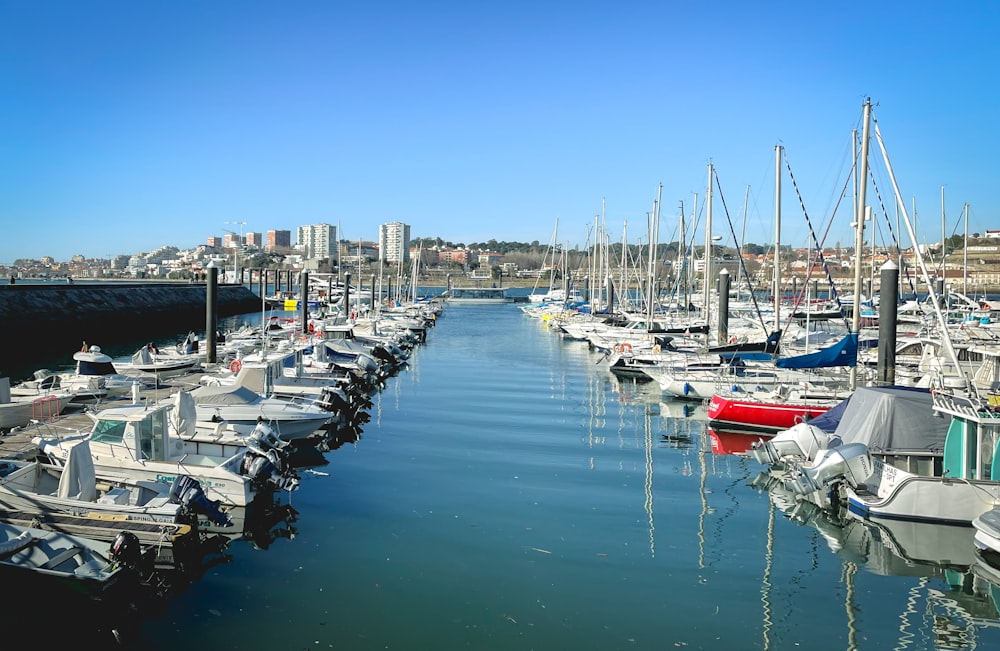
<box><xmin>12</xmin><ymin>301</ymin><xmax>1000</xmax><ymax>649</ymax></box>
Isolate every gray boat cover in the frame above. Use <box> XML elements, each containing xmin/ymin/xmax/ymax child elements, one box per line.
<box><xmin>190</xmin><ymin>384</ymin><xmax>262</xmax><ymax>406</ymax></box>
<box><xmin>832</xmin><ymin>386</ymin><xmax>947</xmax><ymax>454</ymax></box>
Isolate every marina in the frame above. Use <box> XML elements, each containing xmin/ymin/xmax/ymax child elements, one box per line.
<box><xmin>3</xmin><ymin>298</ymin><xmax>1000</xmax><ymax>648</ymax></box>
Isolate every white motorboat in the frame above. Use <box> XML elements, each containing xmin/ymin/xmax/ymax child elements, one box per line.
<box><xmin>780</xmin><ymin>390</ymin><xmax>1000</xmax><ymax>527</ymax></box>
<box><xmin>187</xmin><ymin>382</ymin><xmax>332</xmax><ymax>440</ymax></box>
<box><xmin>0</xmin><ymin>377</ymin><xmax>71</xmax><ymax>431</ymax></box>
<box><xmin>973</xmin><ymin>507</ymin><xmax>1000</xmax><ymax>560</ymax></box>
<box><xmin>12</xmin><ymin>344</ymin><xmax>144</xmax><ymax>402</ymax></box>
<box><xmin>211</xmin><ymin>348</ymin><xmax>371</xmax><ymax>428</ymax></box>
<box><xmin>0</xmin><ymin>438</ymin><xmax>232</xmax><ymax>530</ymax></box>
<box><xmin>115</xmin><ymin>337</ymin><xmax>202</xmax><ymax>379</ymax></box>
<box><xmin>33</xmin><ymin>400</ymin><xmax>298</xmax><ymax>508</ymax></box>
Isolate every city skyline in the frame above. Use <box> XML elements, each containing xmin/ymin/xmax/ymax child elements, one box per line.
<box><xmin>2</xmin><ymin>3</ymin><xmax>997</xmax><ymax>264</ymax></box>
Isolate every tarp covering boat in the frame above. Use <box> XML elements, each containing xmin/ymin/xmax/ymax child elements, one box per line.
<box><xmin>775</xmin><ymin>333</ymin><xmax>857</xmax><ymax>369</ymax></box>
<box><xmin>828</xmin><ymin>386</ymin><xmax>946</xmax><ymax>453</ymax></box>
<box><xmin>189</xmin><ymin>384</ymin><xmax>261</xmax><ymax>406</ymax></box>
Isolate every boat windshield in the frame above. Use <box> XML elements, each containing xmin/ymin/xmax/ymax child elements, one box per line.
<box><xmin>91</xmin><ymin>419</ymin><xmax>127</xmax><ymax>444</ymax></box>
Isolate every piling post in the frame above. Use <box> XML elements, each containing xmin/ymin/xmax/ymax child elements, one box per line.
<box><xmin>300</xmin><ymin>271</ymin><xmax>309</xmax><ymax>334</ymax></box>
<box><xmin>205</xmin><ymin>261</ymin><xmax>218</xmax><ymax>364</ymax></box>
<box><xmin>718</xmin><ymin>268</ymin><xmax>730</xmax><ymax>344</ymax></box>
<box><xmin>877</xmin><ymin>261</ymin><xmax>899</xmax><ymax>385</ymax></box>
<box><xmin>344</xmin><ymin>273</ymin><xmax>351</xmax><ymax>319</ymax></box>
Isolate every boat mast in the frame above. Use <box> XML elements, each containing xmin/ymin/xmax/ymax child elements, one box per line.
<box><xmin>850</xmin><ymin>99</ymin><xmax>872</xmax><ymax>391</ymax></box>
<box><xmin>703</xmin><ymin>164</ymin><xmax>713</xmax><ymax>332</ymax></box>
<box><xmin>940</xmin><ymin>185</ymin><xmax>946</xmax><ymax>281</ymax></box>
<box><xmin>963</xmin><ymin>203</ymin><xmax>969</xmax><ymax>296</ymax></box>
<box><xmin>774</xmin><ymin>145</ymin><xmax>781</xmax><ymax>333</ymax></box>
<box><xmin>647</xmin><ymin>184</ymin><xmax>662</xmax><ymax>323</ymax></box>
<box><xmin>740</xmin><ymin>184</ymin><xmax>750</xmax><ymax>298</ymax></box>
<box><xmin>873</xmin><ymin>116</ymin><xmax>968</xmax><ymax>393</ymax></box>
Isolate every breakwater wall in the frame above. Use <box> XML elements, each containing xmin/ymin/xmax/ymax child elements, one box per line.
<box><xmin>0</xmin><ymin>282</ymin><xmax>261</xmax><ymax>377</ymax></box>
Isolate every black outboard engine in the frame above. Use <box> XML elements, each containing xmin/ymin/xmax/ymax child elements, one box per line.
<box><xmin>169</xmin><ymin>474</ymin><xmax>233</xmax><ymax>527</ymax></box>
<box><xmin>110</xmin><ymin>531</ymin><xmax>143</xmax><ymax>571</ymax></box>
<box><xmin>242</xmin><ymin>452</ymin><xmax>300</xmax><ymax>492</ymax></box>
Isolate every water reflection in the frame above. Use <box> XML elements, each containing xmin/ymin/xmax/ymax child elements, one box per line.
<box><xmin>750</xmin><ymin>469</ymin><xmax>1000</xmax><ymax>648</ymax></box>
<box><xmin>708</xmin><ymin>427</ymin><xmax>769</xmax><ymax>455</ymax></box>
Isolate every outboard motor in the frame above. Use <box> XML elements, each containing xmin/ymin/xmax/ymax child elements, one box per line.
<box><xmin>786</xmin><ymin>442</ymin><xmax>873</xmax><ymax>497</ymax></box>
<box><xmin>110</xmin><ymin>531</ymin><xmax>144</xmax><ymax>571</ymax></box>
<box><xmin>750</xmin><ymin>423</ymin><xmax>834</xmax><ymax>466</ymax></box>
<box><xmin>372</xmin><ymin>345</ymin><xmax>396</xmax><ymax>366</ymax></box>
<box><xmin>245</xmin><ymin>421</ymin><xmax>290</xmax><ymax>454</ymax></box>
<box><xmin>317</xmin><ymin>386</ymin><xmax>351</xmax><ymax>413</ymax></box>
<box><xmin>169</xmin><ymin>474</ymin><xmax>233</xmax><ymax>527</ymax></box>
<box><xmin>243</xmin><ymin>452</ymin><xmax>300</xmax><ymax>492</ymax></box>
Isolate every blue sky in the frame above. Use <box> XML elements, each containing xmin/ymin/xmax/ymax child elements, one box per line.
<box><xmin>1</xmin><ymin>1</ymin><xmax>997</xmax><ymax>263</ymax></box>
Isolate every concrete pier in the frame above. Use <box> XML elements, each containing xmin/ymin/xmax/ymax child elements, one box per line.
<box><xmin>0</xmin><ymin>281</ymin><xmax>260</xmax><ymax>376</ymax></box>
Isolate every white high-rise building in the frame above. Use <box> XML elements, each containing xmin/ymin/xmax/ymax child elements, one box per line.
<box><xmin>297</xmin><ymin>223</ymin><xmax>338</xmax><ymax>262</ymax></box>
<box><xmin>379</xmin><ymin>221</ymin><xmax>410</xmax><ymax>264</ymax></box>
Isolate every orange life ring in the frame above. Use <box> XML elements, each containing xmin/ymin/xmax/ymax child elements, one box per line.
<box><xmin>617</xmin><ymin>342</ymin><xmax>633</xmax><ymax>354</ymax></box>
<box><xmin>229</xmin><ymin>360</ymin><xmax>242</xmax><ymax>374</ymax></box>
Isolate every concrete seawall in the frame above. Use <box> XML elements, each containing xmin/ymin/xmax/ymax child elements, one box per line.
<box><xmin>0</xmin><ymin>282</ymin><xmax>261</xmax><ymax>377</ymax></box>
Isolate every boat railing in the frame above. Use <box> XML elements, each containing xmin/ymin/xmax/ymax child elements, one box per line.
<box><xmin>932</xmin><ymin>392</ymin><xmax>1000</xmax><ymax>424</ymax></box>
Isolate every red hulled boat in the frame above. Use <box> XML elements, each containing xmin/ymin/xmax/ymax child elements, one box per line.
<box><xmin>707</xmin><ymin>392</ymin><xmax>838</xmax><ymax>433</ymax></box>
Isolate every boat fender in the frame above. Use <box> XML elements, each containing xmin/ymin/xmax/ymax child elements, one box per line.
<box><xmin>229</xmin><ymin>359</ymin><xmax>242</xmax><ymax>374</ymax></box>
<box><xmin>110</xmin><ymin>531</ymin><xmax>143</xmax><ymax>571</ymax></box>
<box><xmin>729</xmin><ymin>336</ymin><xmax>737</xmax><ymax>344</ymax></box>
<box><xmin>682</xmin><ymin>383</ymin><xmax>691</xmax><ymax>396</ymax></box>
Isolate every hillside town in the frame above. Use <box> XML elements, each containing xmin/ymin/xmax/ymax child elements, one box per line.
<box><xmin>4</xmin><ymin>221</ymin><xmax>1000</xmax><ymax>295</ymax></box>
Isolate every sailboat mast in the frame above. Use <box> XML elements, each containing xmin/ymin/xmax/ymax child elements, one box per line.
<box><xmin>774</xmin><ymin>145</ymin><xmax>781</xmax><ymax>332</ymax></box>
<box><xmin>963</xmin><ymin>203</ymin><xmax>969</xmax><ymax>296</ymax></box>
<box><xmin>874</xmin><ymin>118</ymin><xmax>967</xmax><ymax>391</ymax></box>
<box><xmin>941</xmin><ymin>185</ymin><xmax>946</xmax><ymax>277</ymax></box>
<box><xmin>647</xmin><ymin>184</ymin><xmax>662</xmax><ymax>322</ymax></box>
<box><xmin>704</xmin><ymin>165</ymin><xmax>713</xmax><ymax>332</ymax></box>
<box><xmin>850</xmin><ymin>99</ymin><xmax>872</xmax><ymax>391</ymax></box>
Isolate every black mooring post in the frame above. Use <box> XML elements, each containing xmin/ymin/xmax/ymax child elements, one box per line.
<box><xmin>877</xmin><ymin>261</ymin><xmax>899</xmax><ymax>385</ymax></box>
<box><xmin>300</xmin><ymin>271</ymin><xmax>309</xmax><ymax>334</ymax></box>
<box><xmin>205</xmin><ymin>263</ymin><xmax>218</xmax><ymax>364</ymax></box>
<box><xmin>718</xmin><ymin>268</ymin><xmax>730</xmax><ymax>344</ymax></box>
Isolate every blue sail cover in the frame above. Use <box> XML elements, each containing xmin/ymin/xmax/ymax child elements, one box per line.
<box><xmin>774</xmin><ymin>333</ymin><xmax>858</xmax><ymax>369</ymax></box>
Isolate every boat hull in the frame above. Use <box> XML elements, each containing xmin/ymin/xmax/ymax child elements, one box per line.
<box><xmin>707</xmin><ymin>394</ymin><xmax>833</xmax><ymax>433</ymax></box>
